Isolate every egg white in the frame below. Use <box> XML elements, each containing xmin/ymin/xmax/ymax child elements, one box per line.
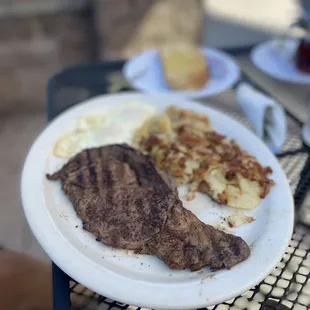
<box><xmin>53</xmin><ymin>101</ymin><xmax>158</xmax><ymax>158</ymax></box>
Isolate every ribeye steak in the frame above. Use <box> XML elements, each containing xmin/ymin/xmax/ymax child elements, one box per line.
<box><xmin>47</xmin><ymin>144</ymin><xmax>250</xmax><ymax>270</ymax></box>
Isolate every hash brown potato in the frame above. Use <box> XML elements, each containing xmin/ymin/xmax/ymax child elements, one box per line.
<box><xmin>134</xmin><ymin>106</ymin><xmax>274</xmax><ymax>210</ymax></box>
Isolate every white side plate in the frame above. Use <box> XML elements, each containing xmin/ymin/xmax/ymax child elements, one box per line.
<box><xmin>123</xmin><ymin>48</ymin><xmax>240</xmax><ymax>99</ymax></box>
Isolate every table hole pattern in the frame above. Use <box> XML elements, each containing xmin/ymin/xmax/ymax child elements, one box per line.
<box><xmin>69</xmin><ymin>218</ymin><xmax>310</xmax><ymax>310</ymax></box>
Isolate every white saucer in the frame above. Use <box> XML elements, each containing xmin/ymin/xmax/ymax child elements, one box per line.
<box><xmin>123</xmin><ymin>48</ymin><xmax>240</xmax><ymax>99</ymax></box>
<box><xmin>251</xmin><ymin>39</ymin><xmax>310</xmax><ymax>84</ymax></box>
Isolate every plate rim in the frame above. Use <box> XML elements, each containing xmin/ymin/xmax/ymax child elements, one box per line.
<box><xmin>21</xmin><ymin>92</ymin><xmax>294</xmax><ymax>309</ymax></box>
<box><xmin>122</xmin><ymin>47</ymin><xmax>241</xmax><ymax>98</ymax></box>
<box><xmin>251</xmin><ymin>39</ymin><xmax>310</xmax><ymax>84</ymax></box>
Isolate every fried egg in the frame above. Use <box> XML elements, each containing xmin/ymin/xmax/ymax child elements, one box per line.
<box><xmin>53</xmin><ymin>130</ymin><xmax>94</xmax><ymax>158</ymax></box>
<box><xmin>53</xmin><ymin>101</ymin><xmax>158</xmax><ymax>158</ymax></box>
<box><xmin>94</xmin><ymin>101</ymin><xmax>157</xmax><ymax>146</ymax></box>
<box><xmin>76</xmin><ymin>114</ymin><xmax>107</xmax><ymax>131</ymax></box>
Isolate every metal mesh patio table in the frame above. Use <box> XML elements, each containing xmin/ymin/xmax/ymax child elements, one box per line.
<box><xmin>47</xmin><ymin>49</ymin><xmax>310</xmax><ymax>310</ymax></box>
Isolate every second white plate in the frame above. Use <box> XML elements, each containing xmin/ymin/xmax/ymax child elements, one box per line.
<box><xmin>123</xmin><ymin>48</ymin><xmax>241</xmax><ymax>99</ymax></box>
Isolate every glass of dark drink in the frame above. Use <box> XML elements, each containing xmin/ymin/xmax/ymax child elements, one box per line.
<box><xmin>293</xmin><ymin>16</ymin><xmax>310</xmax><ymax>73</ymax></box>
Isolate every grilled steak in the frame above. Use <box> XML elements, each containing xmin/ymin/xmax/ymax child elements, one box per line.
<box><xmin>47</xmin><ymin>144</ymin><xmax>250</xmax><ymax>270</ymax></box>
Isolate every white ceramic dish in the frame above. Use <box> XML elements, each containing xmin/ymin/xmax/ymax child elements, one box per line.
<box><xmin>123</xmin><ymin>48</ymin><xmax>240</xmax><ymax>99</ymax></box>
<box><xmin>21</xmin><ymin>92</ymin><xmax>294</xmax><ymax>309</ymax></box>
<box><xmin>251</xmin><ymin>39</ymin><xmax>310</xmax><ymax>84</ymax></box>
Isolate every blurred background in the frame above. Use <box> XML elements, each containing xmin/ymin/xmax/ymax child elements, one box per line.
<box><xmin>0</xmin><ymin>0</ymin><xmax>306</xmax><ymax>260</ymax></box>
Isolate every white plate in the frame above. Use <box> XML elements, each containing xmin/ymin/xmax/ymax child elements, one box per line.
<box><xmin>123</xmin><ymin>48</ymin><xmax>240</xmax><ymax>99</ymax></box>
<box><xmin>251</xmin><ymin>39</ymin><xmax>310</xmax><ymax>84</ymax></box>
<box><xmin>21</xmin><ymin>92</ymin><xmax>294</xmax><ymax>310</ymax></box>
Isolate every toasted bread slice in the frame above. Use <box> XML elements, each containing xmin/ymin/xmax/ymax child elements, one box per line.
<box><xmin>160</xmin><ymin>44</ymin><xmax>208</xmax><ymax>91</ymax></box>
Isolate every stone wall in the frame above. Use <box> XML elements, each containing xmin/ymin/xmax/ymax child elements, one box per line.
<box><xmin>0</xmin><ymin>0</ymin><xmax>94</xmax><ymax>114</ymax></box>
<box><xmin>0</xmin><ymin>0</ymin><xmax>204</xmax><ymax>114</ymax></box>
